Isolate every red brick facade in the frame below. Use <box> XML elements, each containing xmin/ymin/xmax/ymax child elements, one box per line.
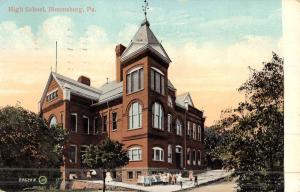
<box><xmin>40</xmin><ymin>20</ymin><xmax>205</xmax><ymax>184</ymax></box>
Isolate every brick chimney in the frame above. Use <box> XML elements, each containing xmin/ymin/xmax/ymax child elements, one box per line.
<box><xmin>78</xmin><ymin>75</ymin><xmax>91</xmax><ymax>86</ymax></box>
<box><xmin>115</xmin><ymin>44</ymin><xmax>126</xmax><ymax>82</ymax></box>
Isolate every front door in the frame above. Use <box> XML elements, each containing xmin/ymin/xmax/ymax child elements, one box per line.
<box><xmin>175</xmin><ymin>146</ymin><xmax>183</xmax><ymax>169</ymax></box>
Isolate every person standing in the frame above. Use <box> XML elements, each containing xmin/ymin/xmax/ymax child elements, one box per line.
<box><xmin>177</xmin><ymin>173</ymin><xmax>183</xmax><ymax>189</ymax></box>
<box><xmin>194</xmin><ymin>175</ymin><xmax>198</xmax><ymax>186</ymax></box>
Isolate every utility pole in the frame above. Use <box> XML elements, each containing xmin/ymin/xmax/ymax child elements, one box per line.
<box><xmin>55</xmin><ymin>41</ymin><xmax>58</xmax><ymax>73</ymax></box>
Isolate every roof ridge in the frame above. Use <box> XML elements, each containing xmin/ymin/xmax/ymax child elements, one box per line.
<box><xmin>52</xmin><ymin>72</ymin><xmax>102</xmax><ymax>94</ymax></box>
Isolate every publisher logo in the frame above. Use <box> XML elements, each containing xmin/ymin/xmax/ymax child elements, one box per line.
<box><xmin>38</xmin><ymin>176</ymin><xmax>47</xmax><ymax>185</ymax></box>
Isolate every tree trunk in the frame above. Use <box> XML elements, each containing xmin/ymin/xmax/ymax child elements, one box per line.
<box><xmin>102</xmin><ymin>170</ymin><xmax>106</xmax><ymax>192</ymax></box>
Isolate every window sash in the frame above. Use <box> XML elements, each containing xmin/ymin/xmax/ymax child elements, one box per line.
<box><xmin>94</xmin><ymin>117</ymin><xmax>99</xmax><ymax>134</ymax></box>
<box><xmin>69</xmin><ymin>145</ymin><xmax>77</xmax><ymax>163</ymax></box>
<box><xmin>153</xmin><ymin>148</ymin><xmax>164</xmax><ymax>161</ymax></box>
<box><xmin>103</xmin><ymin>116</ymin><xmax>107</xmax><ymax>132</ymax></box>
<box><xmin>168</xmin><ymin>114</ymin><xmax>171</xmax><ymax>132</ymax></box>
<box><xmin>83</xmin><ymin>116</ymin><xmax>89</xmax><ymax>134</ymax></box>
<box><xmin>128</xmin><ymin>148</ymin><xmax>142</xmax><ymax>161</ymax></box>
<box><xmin>155</xmin><ymin>72</ymin><xmax>161</xmax><ymax>93</ymax></box>
<box><xmin>129</xmin><ymin>102</ymin><xmax>142</xmax><ymax>129</ymax></box>
<box><xmin>127</xmin><ymin>68</ymin><xmax>144</xmax><ymax>94</ymax></box>
<box><xmin>70</xmin><ymin>114</ymin><xmax>77</xmax><ymax>132</ymax></box>
<box><xmin>151</xmin><ymin>70</ymin><xmax>155</xmax><ymax>90</ymax></box>
<box><xmin>168</xmin><ymin>145</ymin><xmax>172</xmax><ymax>163</ymax></box>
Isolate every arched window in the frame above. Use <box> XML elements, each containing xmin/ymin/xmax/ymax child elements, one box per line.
<box><xmin>168</xmin><ymin>144</ymin><xmax>172</xmax><ymax>163</ymax></box>
<box><xmin>193</xmin><ymin>149</ymin><xmax>196</xmax><ymax>165</ymax></box>
<box><xmin>198</xmin><ymin>150</ymin><xmax>201</xmax><ymax>165</ymax></box>
<box><xmin>152</xmin><ymin>102</ymin><xmax>164</xmax><ymax>130</ymax></box>
<box><xmin>152</xmin><ymin>147</ymin><xmax>164</xmax><ymax>161</ymax></box>
<box><xmin>176</xmin><ymin>119</ymin><xmax>182</xmax><ymax>136</ymax></box>
<box><xmin>49</xmin><ymin>115</ymin><xmax>57</xmax><ymax>128</ymax></box>
<box><xmin>129</xmin><ymin>102</ymin><xmax>142</xmax><ymax>129</ymax></box>
<box><xmin>187</xmin><ymin>148</ymin><xmax>191</xmax><ymax>165</ymax></box>
<box><xmin>128</xmin><ymin>146</ymin><xmax>142</xmax><ymax>161</ymax></box>
<box><xmin>127</xmin><ymin>67</ymin><xmax>144</xmax><ymax>94</ymax></box>
<box><xmin>168</xmin><ymin>95</ymin><xmax>173</xmax><ymax>108</ymax></box>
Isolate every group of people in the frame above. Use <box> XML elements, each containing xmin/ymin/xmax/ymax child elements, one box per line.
<box><xmin>165</xmin><ymin>173</ymin><xmax>183</xmax><ymax>188</ymax></box>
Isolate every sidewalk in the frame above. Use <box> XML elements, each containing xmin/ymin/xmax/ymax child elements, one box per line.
<box><xmin>88</xmin><ymin>170</ymin><xmax>232</xmax><ymax>192</ymax></box>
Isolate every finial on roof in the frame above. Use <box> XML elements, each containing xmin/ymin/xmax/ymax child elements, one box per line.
<box><xmin>142</xmin><ymin>0</ymin><xmax>150</xmax><ymax>26</ymax></box>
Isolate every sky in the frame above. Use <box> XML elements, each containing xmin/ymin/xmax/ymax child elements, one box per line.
<box><xmin>0</xmin><ymin>0</ymin><xmax>282</xmax><ymax>125</ymax></box>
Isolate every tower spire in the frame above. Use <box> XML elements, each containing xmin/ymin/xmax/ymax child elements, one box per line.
<box><xmin>142</xmin><ymin>0</ymin><xmax>149</xmax><ymax>22</ymax></box>
<box><xmin>142</xmin><ymin>0</ymin><xmax>149</xmax><ymax>20</ymax></box>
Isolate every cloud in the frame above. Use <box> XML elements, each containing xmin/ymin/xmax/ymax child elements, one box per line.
<box><xmin>164</xmin><ymin>35</ymin><xmax>281</xmax><ymax>125</ymax></box>
<box><xmin>0</xmin><ymin>15</ymin><xmax>281</xmax><ymax>125</ymax></box>
<box><xmin>117</xmin><ymin>24</ymin><xmax>138</xmax><ymax>44</ymax></box>
<box><xmin>37</xmin><ymin>16</ymin><xmax>73</xmax><ymax>48</ymax></box>
<box><xmin>0</xmin><ymin>21</ymin><xmax>35</xmax><ymax>50</ymax></box>
<box><xmin>178</xmin><ymin>0</ymin><xmax>189</xmax><ymax>4</ymax></box>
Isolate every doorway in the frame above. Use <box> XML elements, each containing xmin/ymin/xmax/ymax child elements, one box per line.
<box><xmin>175</xmin><ymin>145</ymin><xmax>183</xmax><ymax>169</ymax></box>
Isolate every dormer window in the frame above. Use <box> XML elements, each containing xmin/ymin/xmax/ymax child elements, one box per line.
<box><xmin>126</xmin><ymin>67</ymin><xmax>144</xmax><ymax>94</ymax></box>
<box><xmin>150</xmin><ymin>67</ymin><xmax>165</xmax><ymax>95</ymax></box>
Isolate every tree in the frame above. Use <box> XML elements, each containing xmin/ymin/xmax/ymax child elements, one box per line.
<box><xmin>211</xmin><ymin>53</ymin><xmax>284</xmax><ymax>191</ymax></box>
<box><xmin>0</xmin><ymin>105</ymin><xmax>67</xmax><ymax>190</ymax></box>
<box><xmin>0</xmin><ymin>105</ymin><xmax>66</xmax><ymax>168</ymax></box>
<box><xmin>204</xmin><ymin>127</ymin><xmax>224</xmax><ymax>169</ymax></box>
<box><xmin>83</xmin><ymin>138</ymin><xmax>129</xmax><ymax>192</ymax></box>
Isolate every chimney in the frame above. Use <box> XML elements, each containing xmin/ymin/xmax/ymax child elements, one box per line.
<box><xmin>78</xmin><ymin>75</ymin><xmax>91</xmax><ymax>86</ymax></box>
<box><xmin>115</xmin><ymin>44</ymin><xmax>126</xmax><ymax>82</ymax></box>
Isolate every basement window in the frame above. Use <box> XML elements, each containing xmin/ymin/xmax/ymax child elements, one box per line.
<box><xmin>127</xmin><ymin>171</ymin><xmax>133</xmax><ymax>179</ymax></box>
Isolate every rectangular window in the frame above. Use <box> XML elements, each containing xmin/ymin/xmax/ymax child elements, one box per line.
<box><xmin>187</xmin><ymin>121</ymin><xmax>191</xmax><ymax>137</ymax></box>
<box><xmin>193</xmin><ymin>123</ymin><xmax>196</xmax><ymax>140</ymax></box>
<box><xmin>83</xmin><ymin>116</ymin><xmax>89</xmax><ymax>134</ymax></box>
<box><xmin>198</xmin><ymin>151</ymin><xmax>201</xmax><ymax>165</ymax></box>
<box><xmin>198</xmin><ymin>125</ymin><xmax>201</xmax><ymax>141</ymax></box>
<box><xmin>80</xmin><ymin>145</ymin><xmax>88</xmax><ymax>167</ymax></box>
<box><xmin>127</xmin><ymin>171</ymin><xmax>133</xmax><ymax>179</ymax></box>
<box><xmin>94</xmin><ymin>117</ymin><xmax>99</xmax><ymax>134</ymax></box>
<box><xmin>69</xmin><ymin>145</ymin><xmax>77</xmax><ymax>163</ymax></box>
<box><xmin>168</xmin><ymin>114</ymin><xmax>172</xmax><ymax>132</ymax></box>
<box><xmin>103</xmin><ymin>115</ymin><xmax>107</xmax><ymax>132</ymax></box>
<box><xmin>132</xmin><ymin>70</ymin><xmax>139</xmax><ymax>92</ymax></box>
<box><xmin>128</xmin><ymin>148</ymin><xmax>142</xmax><ymax>161</ymax></box>
<box><xmin>187</xmin><ymin>149</ymin><xmax>190</xmax><ymax>165</ymax></box>
<box><xmin>193</xmin><ymin>150</ymin><xmax>196</xmax><ymax>165</ymax></box>
<box><xmin>151</xmin><ymin>70</ymin><xmax>155</xmax><ymax>90</ymax></box>
<box><xmin>151</xmin><ymin>69</ymin><xmax>165</xmax><ymax>95</ymax></box>
<box><xmin>127</xmin><ymin>74</ymin><xmax>131</xmax><ymax>93</ymax></box>
<box><xmin>70</xmin><ymin>113</ymin><xmax>77</xmax><ymax>132</ymax></box>
<box><xmin>112</xmin><ymin>112</ymin><xmax>117</xmax><ymax>131</ymax></box>
<box><xmin>155</xmin><ymin>72</ymin><xmax>161</xmax><ymax>93</ymax></box>
<box><xmin>139</xmin><ymin>69</ymin><xmax>144</xmax><ymax>89</ymax></box>
<box><xmin>127</xmin><ymin>68</ymin><xmax>144</xmax><ymax>94</ymax></box>
<box><xmin>46</xmin><ymin>89</ymin><xmax>58</xmax><ymax>102</ymax></box>
<box><xmin>161</xmin><ymin>76</ymin><xmax>165</xmax><ymax>95</ymax></box>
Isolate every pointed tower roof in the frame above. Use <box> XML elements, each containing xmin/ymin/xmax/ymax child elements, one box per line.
<box><xmin>120</xmin><ymin>20</ymin><xmax>171</xmax><ymax>64</ymax></box>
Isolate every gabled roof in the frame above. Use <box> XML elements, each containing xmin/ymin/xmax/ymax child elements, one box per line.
<box><xmin>168</xmin><ymin>79</ymin><xmax>176</xmax><ymax>91</ymax></box>
<box><xmin>120</xmin><ymin>20</ymin><xmax>171</xmax><ymax>64</ymax></box>
<box><xmin>96</xmin><ymin>81</ymin><xmax>123</xmax><ymax>105</ymax></box>
<box><xmin>175</xmin><ymin>92</ymin><xmax>194</xmax><ymax>108</ymax></box>
<box><xmin>40</xmin><ymin>72</ymin><xmax>102</xmax><ymax>104</ymax></box>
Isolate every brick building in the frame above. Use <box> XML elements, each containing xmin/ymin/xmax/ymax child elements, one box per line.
<box><xmin>39</xmin><ymin>19</ymin><xmax>205</xmax><ymax>183</ymax></box>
